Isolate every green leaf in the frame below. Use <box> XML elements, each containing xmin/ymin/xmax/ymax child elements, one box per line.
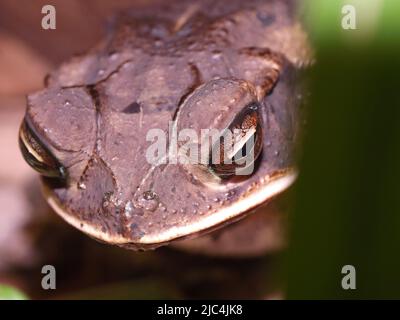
<box><xmin>0</xmin><ymin>285</ymin><xmax>28</xmax><ymax>300</ymax></box>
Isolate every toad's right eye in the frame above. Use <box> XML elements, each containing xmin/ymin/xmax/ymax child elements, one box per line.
<box><xmin>19</xmin><ymin>120</ymin><xmax>66</xmax><ymax>179</ymax></box>
<box><xmin>209</xmin><ymin>102</ymin><xmax>263</xmax><ymax>178</ymax></box>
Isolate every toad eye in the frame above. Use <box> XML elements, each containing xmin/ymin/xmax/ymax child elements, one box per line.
<box><xmin>19</xmin><ymin>120</ymin><xmax>66</xmax><ymax>179</ymax></box>
<box><xmin>209</xmin><ymin>102</ymin><xmax>263</xmax><ymax>178</ymax></box>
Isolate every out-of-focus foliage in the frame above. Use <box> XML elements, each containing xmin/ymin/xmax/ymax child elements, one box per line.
<box><xmin>0</xmin><ymin>285</ymin><xmax>28</xmax><ymax>300</ymax></box>
<box><xmin>61</xmin><ymin>279</ymin><xmax>181</xmax><ymax>300</ymax></box>
<box><xmin>287</xmin><ymin>0</ymin><xmax>400</xmax><ymax>298</ymax></box>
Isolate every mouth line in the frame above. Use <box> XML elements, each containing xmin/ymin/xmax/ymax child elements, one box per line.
<box><xmin>42</xmin><ymin>169</ymin><xmax>297</xmax><ymax>249</ymax></box>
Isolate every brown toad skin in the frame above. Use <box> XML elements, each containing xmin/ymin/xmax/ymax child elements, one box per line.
<box><xmin>22</xmin><ymin>0</ymin><xmax>311</xmax><ymax>250</ymax></box>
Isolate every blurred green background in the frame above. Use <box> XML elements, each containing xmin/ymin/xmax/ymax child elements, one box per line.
<box><xmin>287</xmin><ymin>0</ymin><xmax>400</xmax><ymax>299</ymax></box>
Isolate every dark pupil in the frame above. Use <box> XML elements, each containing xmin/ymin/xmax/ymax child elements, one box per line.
<box><xmin>234</xmin><ymin>131</ymin><xmax>256</xmax><ymax>161</ymax></box>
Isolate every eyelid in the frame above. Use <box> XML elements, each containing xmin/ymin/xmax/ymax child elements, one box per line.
<box><xmin>19</xmin><ymin>120</ymin><xmax>66</xmax><ymax>179</ymax></box>
<box><xmin>19</xmin><ymin>125</ymin><xmax>45</xmax><ymax>163</ymax></box>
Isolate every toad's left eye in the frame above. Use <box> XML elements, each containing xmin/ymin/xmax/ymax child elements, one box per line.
<box><xmin>19</xmin><ymin>120</ymin><xmax>66</xmax><ymax>179</ymax></box>
<box><xmin>209</xmin><ymin>102</ymin><xmax>263</xmax><ymax>178</ymax></box>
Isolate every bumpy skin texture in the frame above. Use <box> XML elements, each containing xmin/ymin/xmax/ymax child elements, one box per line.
<box><xmin>23</xmin><ymin>0</ymin><xmax>311</xmax><ymax>249</ymax></box>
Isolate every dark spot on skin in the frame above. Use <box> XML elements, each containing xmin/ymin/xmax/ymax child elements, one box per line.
<box><xmin>44</xmin><ymin>74</ymin><xmax>51</xmax><ymax>87</ymax></box>
<box><xmin>87</xmin><ymin>85</ymin><xmax>101</xmax><ymax>111</ymax></box>
<box><xmin>122</xmin><ymin>102</ymin><xmax>141</xmax><ymax>114</ymax></box>
<box><xmin>256</xmin><ymin>12</ymin><xmax>276</xmax><ymax>26</ymax></box>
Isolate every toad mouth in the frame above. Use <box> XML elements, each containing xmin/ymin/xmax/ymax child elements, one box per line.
<box><xmin>42</xmin><ymin>169</ymin><xmax>296</xmax><ymax>249</ymax></box>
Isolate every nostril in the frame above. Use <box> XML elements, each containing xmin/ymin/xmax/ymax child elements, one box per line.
<box><xmin>122</xmin><ymin>101</ymin><xmax>141</xmax><ymax>114</ymax></box>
